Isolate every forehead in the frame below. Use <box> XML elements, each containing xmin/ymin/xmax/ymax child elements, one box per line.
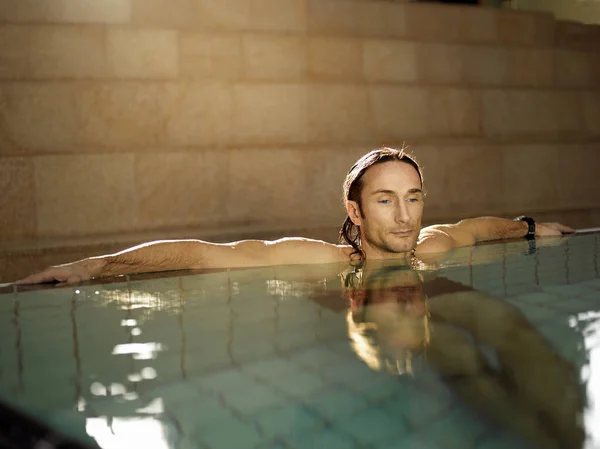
<box><xmin>361</xmin><ymin>161</ymin><xmax>421</xmax><ymax>193</ymax></box>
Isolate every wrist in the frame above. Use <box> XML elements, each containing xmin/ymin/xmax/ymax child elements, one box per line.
<box><xmin>77</xmin><ymin>257</ymin><xmax>106</xmax><ymax>278</ymax></box>
<box><xmin>513</xmin><ymin>216</ymin><xmax>536</xmax><ymax>240</ymax></box>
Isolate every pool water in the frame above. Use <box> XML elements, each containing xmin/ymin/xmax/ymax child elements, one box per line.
<box><xmin>1</xmin><ymin>232</ymin><xmax>599</xmax><ymax>449</ymax></box>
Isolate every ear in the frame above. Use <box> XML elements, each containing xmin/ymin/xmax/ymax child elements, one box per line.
<box><xmin>345</xmin><ymin>200</ymin><xmax>363</xmax><ymax>226</ymax></box>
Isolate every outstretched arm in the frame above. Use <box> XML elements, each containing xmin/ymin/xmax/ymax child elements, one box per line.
<box><xmin>416</xmin><ymin>216</ymin><xmax>574</xmax><ymax>255</ymax></box>
<box><xmin>14</xmin><ymin>238</ymin><xmax>349</xmax><ymax>285</ymax></box>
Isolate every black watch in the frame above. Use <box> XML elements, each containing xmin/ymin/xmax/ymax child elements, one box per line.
<box><xmin>514</xmin><ymin>216</ymin><xmax>536</xmax><ymax>240</ymax></box>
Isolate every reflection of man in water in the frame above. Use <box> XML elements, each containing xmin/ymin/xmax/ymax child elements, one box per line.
<box><xmin>336</xmin><ymin>263</ymin><xmax>585</xmax><ymax>449</ymax></box>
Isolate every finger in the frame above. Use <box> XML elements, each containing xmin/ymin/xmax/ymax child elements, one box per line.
<box><xmin>14</xmin><ymin>273</ymin><xmax>47</xmax><ymax>285</ymax></box>
<box><xmin>556</xmin><ymin>223</ymin><xmax>575</xmax><ymax>233</ymax></box>
<box><xmin>547</xmin><ymin>226</ymin><xmax>563</xmax><ymax>236</ymax></box>
<box><xmin>13</xmin><ymin>277</ymin><xmax>32</xmax><ymax>285</ymax></box>
<box><xmin>14</xmin><ymin>270</ymin><xmax>66</xmax><ymax>285</ymax></box>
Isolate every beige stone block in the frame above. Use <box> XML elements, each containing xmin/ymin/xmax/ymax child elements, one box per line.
<box><xmin>583</xmin><ymin>91</ymin><xmax>600</xmax><ymax>135</ymax></box>
<box><xmin>242</xmin><ymin>35</ymin><xmax>306</xmax><ymax>80</ymax></box>
<box><xmin>404</xmin><ymin>3</ymin><xmax>461</xmax><ymax>42</ymax></box>
<box><xmin>29</xmin><ymin>26</ymin><xmax>107</xmax><ymax>78</ymax></box>
<box><xmin>369</xmin><ymin>86</ymin><xmax>428</xmax><ymax>139</ymax></box>
<box><xmin>0</xmin><ymin>83</ymin><xmax>80</xmax><ymax>150</ymax></box>
<box><xmin>496</xmin><ymin>10</ymin><xmax>535</xmax><ymax>46</ymax></box>
<box><xmin>554</xmin><ymin>50</ymin><xmax>593</xmax><ymax>87</ymax></box>
<box><xmin>588</xmin><ymin>210</ymin><xmax>600</xmax><ymax>228</ymax></box>
<box><xmin>166</xmin><ymin>83</ymin><xmax>233</xmax><ymax>146</ymax></box>
<box><xmin>0</xmin><ymin>0</ymin><xmax>131</xmax><ymax>24</ymax></box>
<box><xmin>195</xmin><ymin>0</ymin><xmax>306</xmax><ymax>32</ymax></box>
<box><xmin>483</xmin><ymin>90</ymin><xmax>580</xmax><ymax>136</ymax></box>
<box><xmin>532</xmin><ymin>12</ymin><xmax>555</xmax><ymax>47</ymax></box>
<box><xmin>555</xmin><ymin>21</ymin><xmax>600</xmax><ymax>51</ymax></box>
<box><xmin>0</xmin><ymin>158</ymin><xmax>36</xmax><ymax>242</ymax></box>
<box><xmin>0</xmin><ymin>26</ymin><xmax>30</xmax><ymax>79</ymax></box>
<box><xmin>195</xmin><ymin>0</ymin><xmax>251</xmax><ymax>31</ymax></box>
<box><xmin>135</xmin><ymin>151</ymin><xmax>228</xmax><ymax>228</ymax></box>
<box><xmin>552</xmin><ymin>92</ymin><xmax>581</xmax><ymax>134</ymax></box>
<box><xmin>483</xmin><ymin>90</ymin><xmax>530</xmax><ymax>135</ymax></box>
<box><xmin>63</xmin><ymin>0</ymin><xmax>133</xmax><ymax>24</ymax></box>
<box><xmin>403</xmin><ymin>145</ymin><xmax>441</xmax><ymax>214</ymax></box>
<box><xmin>308</xmin><ymin>37</ymin><xmax>362</xmax><ymax>81</ymax></box>
<box><xmin>307</xmin><ymin>0</ymin><xmax>390</xmax><ymax>37</ymax></box>
<box><xmin>438</xmin><ymin>145</ymin><xmax>504</xmax><ymax>215</ymax></box>
<box><xmin>363</xmin><ymin>40</ymin><xmax>417</xmax><ymax>83</ymax></box>
<box><xmin>76</xmin><ymin>83</ymin><xmax>180</xmax><ymax>147</ymax></box>
<box><xmin>0</xmin><ymin>116</ymin><xmax>16</xmax><ymax>155</ymax></box>
<box><xmin>556</xmin><ymin>145</ymin><xmax>600</xmax><ymax>210</ymax></box>
<box><xmin>226</xmin><ymin>149</ymin><xmax>306</xmax><ymax>222</ymax></box>
<box><xmin>232</xmin><ymin>84</ymin><xmax>307</xmax><ymax>144</ymax></box>
<box><xmin>415</xmin><ymin>43</ymin><xmax>462</xmax><ymax>84</ymax></box>
<box><xmin>131</xmin><ymin>0</ymin><xmax>199</xmax><ymax>28</ymax></box>
<box><xmin>303</xmin><ymin>146</ymin><xmax>371</xmax><ymax>224</ymax></box>
<box><xmin>592</xmin><ymin>53</ymin><xmax>600</xmax><ymax>88</ymax></box>
<box><xmin>502</xmin><ymin>145</ymin><xmax>560</xmax><ymax>212</ymax></box>
<box><xmin>107</xmin><ymin>29</ymin><xmax>178</xmax><ymax>79</ymax></box>
<box><xmin>249</xmin><ymin>0</ymin><xmax>307</xmax><ymax>32</ymax></box>
<box><xmin>34</xmin><ymin>154</ymin><xmax>135</xmax><ymax>237</ymax></box>
<box><xmin>180</xmin><ymin>33</ymin><xmax>242</xmax><ymax>80</ymax></box>
<box><xmin>456</xmin><ymin>6</ymin><xmax>497</xmax><ymax>44</ymax></box>
<box><xmin>0</xmin><ymin>257</ymin><xmax>13</xmax><ymax>282</ymax></box>
<box><xmin>428</xmin><ymin>88</ymin><xmax>481</xmax><ymax>137</ymax></box>
<box><xmin>461</xmin><ymin>46</ymin><xmax>509</xmax><ymax>86</ymax></box>
<box><xmin>378</xmin><ymin>2</ymin><xmax>408</xmax><ymax>39</ymax></box>
<box><xmin>308</xmin><ymin>84</ymin><xmax>372</xmax><ymax>143</ymax></box>
<box><xmin>506</xmin><ymin>48</ymin><xmax>553</xmax><ymax>87</ymax></box>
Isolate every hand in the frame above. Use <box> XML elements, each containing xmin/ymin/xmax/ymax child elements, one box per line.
<box><xmin>14</xmin><ymin>263</ymin><xmax>92</xmax><ymax>285</ymax></box>
<box><xmin>536</xmin><ymin>222</ymin><xmax>575</xmax><ymax>237</ymax></box>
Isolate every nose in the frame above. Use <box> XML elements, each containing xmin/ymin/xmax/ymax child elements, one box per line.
<box><xmin>395</xmin><ymin>201</ymin><xmax>410</xmax><ymax>224</ymax></box>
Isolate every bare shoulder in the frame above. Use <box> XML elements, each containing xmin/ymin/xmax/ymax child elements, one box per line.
<box><xmin>417</xmin><ymin>223</ymin><xmax>476</xmax><ymax>253</ymax></box>
<box><xmin>267</xmin><ymin>240</ymin><xmax>355</xmax><ymax>282</ymax></box>
<box><xmin>415</xmin><ymin>226</ymin><xmax>454</xmax><ymax>255</ymax></box>
<box><xmin>263</xmin><ymin>237</ymin><xmax>352</xmax><ymax>265</ymax></box>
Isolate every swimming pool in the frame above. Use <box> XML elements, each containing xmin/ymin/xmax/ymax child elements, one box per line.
<box><xmin>1</xmin><ymin>232</ymin><xmax>599</xmax><ymax>449</ymax></box>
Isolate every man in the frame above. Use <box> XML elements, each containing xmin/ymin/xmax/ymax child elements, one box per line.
<box><xmin>14</xmin><ymin>147</ymin><xmax>573</xmax><ymax>285</ymax></box>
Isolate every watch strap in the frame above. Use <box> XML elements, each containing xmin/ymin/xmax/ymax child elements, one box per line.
<box><xmin>514</xmin><ymin>215</ymin><xmax>536</xmax><ymax>240</ymax></box>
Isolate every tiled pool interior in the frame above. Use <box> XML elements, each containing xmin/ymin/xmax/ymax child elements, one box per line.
<box><xmin>1</xmin><ymin>232</ymin><xmax>600</xmax><ymax>449</ymax></box>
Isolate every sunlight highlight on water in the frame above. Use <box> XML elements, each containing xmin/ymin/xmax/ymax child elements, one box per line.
<box><xmin>86</xmin><ymin>416</ymin><xmax>172</xmax><ymax>449</ymax></box>
<box><xmin>582</xmin><ymin>315</ymin><xmax>600</xmax><ymax>449</ymax></box>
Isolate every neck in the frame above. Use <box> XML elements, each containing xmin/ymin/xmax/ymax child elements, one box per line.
<box><xmin>361</xmin><ymin>256</ymin><xmax>414</xmax><ymax>274</ymax></box>
<box><xmin>361</xmin><ymin>243</ymin><xmax>414</xmax><ymax>264</ymax></box>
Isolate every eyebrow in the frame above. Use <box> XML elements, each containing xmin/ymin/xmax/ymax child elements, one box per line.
<box><xmin>371</xmin><ymin>188</ymin><xmax>423</xmax><ymax>196</ymax></box>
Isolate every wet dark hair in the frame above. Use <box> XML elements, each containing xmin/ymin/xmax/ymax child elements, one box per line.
<box><xmin>338</xmin><ymin>147</ymin><xmax>424</xmax><ymax>263</ymax></box>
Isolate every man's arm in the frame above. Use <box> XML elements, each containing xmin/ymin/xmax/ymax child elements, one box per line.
<box><xmin>14</xmin><ymin>238</ymin><xmax>350</xmax><ymax>285</ymax></box>
<box><xmin>416</xmin><ymin>216</ymin><xmax>574</xmax><ymax>255</ymax></box>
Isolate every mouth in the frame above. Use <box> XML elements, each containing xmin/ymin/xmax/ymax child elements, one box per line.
<box><xmin>391</xmin><ymin>230</ymin><xmax>413</xmax><ymax>237</ymax></box>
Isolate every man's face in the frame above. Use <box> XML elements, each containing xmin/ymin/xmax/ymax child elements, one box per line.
<box><xmin>347</xmin><ymin>161</ymin><xmax>424</xmax><ymax>258</ymax></box>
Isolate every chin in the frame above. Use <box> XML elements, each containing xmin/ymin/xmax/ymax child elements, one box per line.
<box><xmin>385</xmin><ymin>241</ymin><xmax>415</xmax><ymax>254</ymax></box>
<box><xmin>389</xmin><ymin>237</ymin><xmax>417</xmax><ymax>254</ymax></box>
